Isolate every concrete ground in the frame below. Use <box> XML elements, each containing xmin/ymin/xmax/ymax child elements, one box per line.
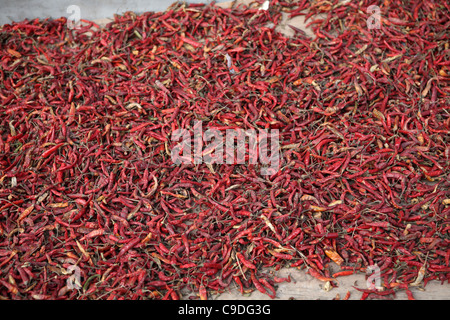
<box><xmin>0</xmin><ymin>0</ymin><xmax>211</xmax><ymax>26</ymax></box>
<box><xmin>213</xmin><ymin>266</ymin><xmax>450</xmax><ymax>300</ymax></box>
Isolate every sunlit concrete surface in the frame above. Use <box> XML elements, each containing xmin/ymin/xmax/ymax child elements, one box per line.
<box><xmin>0</xmin><ymin>0</ymin><xmax>224</xmax><ymax>25</ymax></box>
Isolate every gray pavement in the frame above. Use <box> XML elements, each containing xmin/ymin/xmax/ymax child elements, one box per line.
<box><xmin>0</xmin><ymin>0</ymin><xmax>224</xmax><ymax>25</ymax></box>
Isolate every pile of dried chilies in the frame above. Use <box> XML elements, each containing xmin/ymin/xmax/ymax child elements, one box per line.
<box><xmin>0</xmin><ymin>0</ymin><xmax>449</xmax><ymax>300</ymax></box>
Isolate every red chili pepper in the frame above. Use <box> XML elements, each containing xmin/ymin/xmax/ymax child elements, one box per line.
<box><xmin>198</xmin><ymin>284</ymin><xmax>208</xmax><ymax>300</ymax></box>
<box><xmin>236</xmin><ymin>252</ymin><xmax>256</xmax><ymax>270</ymax></box>
<box><xmin>308</xmin><ymin>268</ymin><xmax>336</xmax><ymax>282</ymax></box>
<box><xmin>250</xmin><ymin>271</ymin><xmax>266</xmax><ymax>295</ymax></box>
<box><xmin>41</xmin><ymin>143</ymin><xmax>65</xmax><ymax>158</ymax></box>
